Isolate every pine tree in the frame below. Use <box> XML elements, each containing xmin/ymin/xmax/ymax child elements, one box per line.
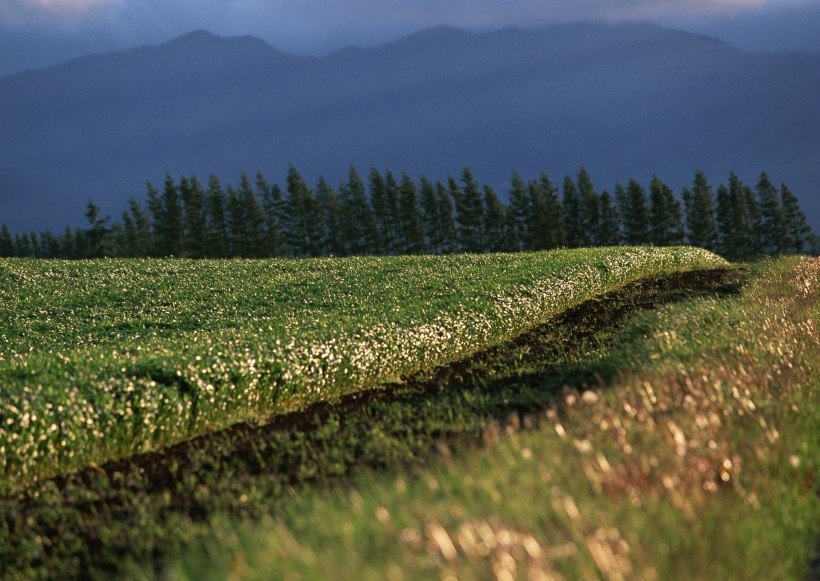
<box><xmin>368</xmin><ymin>168</ymin><xmax>391</xmax><ymax>253</ymax></box>
<box><xmin>598</xmin><ymin>190</ymin><xmax>621</xmax><ymax>246</ymax></box>
<box><xmin>59</xmin><ymin>226</ymin><xmax>77</xmax><ymax>259</ymax></box>
<box><xmin>315</xmin><ymin>176</ymin><xmax>342</xmax><ymax>257</ymax></box>
<box><xmin>577</xmin><ymin>167</ymin><xmax>599</xmax><ymax>246</ymax></box>
<box><xmin>84</xmin><ymin>200</ymin><xmax>112</xmax><ymax>258</ymax></box>
<box><xmin>383</xmin><ymin>171</ymin><xmax>402</xmax><ymax>254</ymax></box>
<box><xmin>683</xmin><ymin>170</ymin><xmax>718</xmax><ymax>251</ymax></box>
<box><xmin>40</xmin><ymin>231</ymin><xmax>60</xmax><ymax>258</ymax></box>
<box><xmin>743</xmin><ymin>184</ymin><xmax>763</xmax><ymax>257</ymax></box>
<box><xmin>539</xmin><ymin>173</ymin><xmax>565</xmax><ymax>250</ymax></box>
<box><xmin>15</xmin><ymin>233</ymin><xmax>34</xmax><ymax>257</ymax></box>
<box><xmin>158</xmin><ymin>174</ymin><xmax>183</xmax><ymax>256</ymax></box>
<box><xmin>145</xmin><ymin>181</ymin><xmax>163</xmax><ymax>256</ymax></box>
<box><xmin>420</xmin><ymin>176</ymin><xmax>443</xmax><ymax>254</ymax></box>
<box><xmin>180</xmin><ymin>175</ymin><xmax>208</xmax><ymax>258</ymax></box>
<box><xmin>615</xmin><ymin>180</ymin><xmax>650</xmax><ymax>246</ymax></box>
<box><xmin>507</xmin><ymin>172</ymin><xmax>530</xmax><ymax>251</ymax></box>
<box><xmin>237</xmin><ymin>172</ymin><xmax>267</xmax><ymax>258</ymax></box>
<box><xmin>780</xmin><ymin>183</ymin><xmax>813</xmax><ymax>255</ymax></box>
<box><xmin>258</xmin><ymin>173</ymin><xmax>286</xmax><ymax>257</ymax></box>
<box><xmin>482</xmin><ymin>184</ymin><xmax>506</xmax><ymax>253</ymax></box>
<box><xmin>0</xmin><ymin>225</ymin><xmax>14</xmax><ymax>257</ymax></box>
<box><xmin>226</xmin><ymin>185</ymin><xmax>247</xmax><ymax>257</ymax></box>
<box><xmin>756</xmin><ymin>172</ymin><xmax>787</xmax><ymax>255</ymax></box>
<box><xmin>284</xmin><ymin>165</ymin><xmax>319</xmax><ymax>258</ymax></box>
<box><xmin>398</xmin><ymin>173</ymin><xmax>425</xmax><ymax>254</ymax></box>
<box><xmin>125</xmin><ymin>198</ymin><xmax>152</xmax><ymax>258</ymax></box>
<box><xmin>339</xmin><ymin>165</ymin><xmax>378</xmax><ymax>255</ymax></box>
<box><xmin>648</xmin><ymin>176</ymin><xmax>684</xmax><ymax>246</ymax></box>
<box><xmin>526</xmin><ymin>179</ymin><xmax>550</xmax><ymax>251</ymax></box>
<box><xmin>562</xmin><ymin>176</ymin><xmax>583</xmax><ymax>248</ymax></box>
<box><xmin>435</xmin><ymin>180</ymin><xmax>457</xmax><ymax>254</ymax></box>
<box><xmin>205</xmin><ymin>175</ymin><xmax>230</xmax><ymax>258</ymax></box>
<box><xmin>714</xmin><ymin>173</ymin><xmax>755</xmax><ymax>259</ymax></box>
<box><xmin>454</xmin><ymin>168</ymin><xmax>485</xmax><ymax>253</ymax></box>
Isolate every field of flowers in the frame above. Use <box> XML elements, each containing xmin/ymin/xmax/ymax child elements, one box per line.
<box><xmin>0</xmin><ymin>247</ymin><xmax>726</xmax><ymax>493</ymax></box>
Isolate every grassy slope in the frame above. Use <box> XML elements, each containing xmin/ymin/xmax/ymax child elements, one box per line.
<box><xmin>0</xmin><ymin>247</ymin><xmax>724</xmax><ymax>493</ymax></box>
<box><xmin>160</xmin><ymin>257</ymin><xmax>820</xmax><ymax>580</ymax></box>
<box><xmin>1</xmin><ymin>261</ymin><xmax>772</xmax><ymax>579</ymax></box>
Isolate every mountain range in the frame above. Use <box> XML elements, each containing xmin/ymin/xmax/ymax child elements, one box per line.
<box><xmin>2</xmin><ymin>23</ymin><xmax>819</xmax><ymax>233</ymax></box>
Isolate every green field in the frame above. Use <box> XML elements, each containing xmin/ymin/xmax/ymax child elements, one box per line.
<box><xmin>1</xmin><ymin>248</ymin><xmax>817</xmax><ymax>579</ymax></box>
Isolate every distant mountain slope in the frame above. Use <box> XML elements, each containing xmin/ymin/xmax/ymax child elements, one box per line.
<box><xmin>1</xmin><ymin>23</ymin><xmax>819</xmax><ymax>233</ymax></box>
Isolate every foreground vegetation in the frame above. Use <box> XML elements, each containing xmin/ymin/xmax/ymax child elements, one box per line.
<box><xmin>162</xmin><ymin>256</ymin><xmax>818</xmax><ymax>580</ymax></box>
<box><xmin>1</xmin><ymin>250</ymin><xmax>816</xmax><ymax>579</ymax></box>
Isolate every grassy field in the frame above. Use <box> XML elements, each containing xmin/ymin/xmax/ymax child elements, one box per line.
<box><xmin>0</xmin><ymin>247</ymin><xmax>722</xmax><ymax>494</ymax></box>
<box><xmin>161</xmin><ymin>257</ymin><xmax>818</xmax><ymax>580</ymax></box>
<box><xmin>0</xmin><ymin>248</ymin><xmax>816</xmax><ymax>579</ymax></box>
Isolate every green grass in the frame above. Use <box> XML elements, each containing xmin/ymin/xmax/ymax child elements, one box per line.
<box><xmin>0</xmin><ymin>247</ymin><xmax>724</xmax><ymax>494</ymax></box>
<box><xmin>152</xmin><ymin>256</ymin><xmax>818</xmax><ymax>581</ymax></box>
<box><xmin>3</xmin><ymin>249</ymin><xmax>815</xmax><ymax>579</ymax></box>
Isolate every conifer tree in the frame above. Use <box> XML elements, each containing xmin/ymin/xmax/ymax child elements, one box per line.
<box><xmin>315</xmin><ymin>176</ymin><xmax>343</xmax><ymax>256</ymax></box>
<box><xmin>435</xmin><ymin>180</ymin><xmax>458</xmax><ymax>254</ymax></box>
<box><xmin>648</xmin><ymin>176</ymin><xmax>684</xmax><ymax>246</ymax></box>
<box><xmin>226</xmin><ymin>186</ymin><xmax>247</xmax><ymax>257</ymax></box>
<box><xmin>180</xmin><ymin>175</ymin><xmax>208</xmax><ymax>258</ymax></box>
<box><xmin>780</xmin><ymin>183</ymin><xmax>813</xmax><ymax>255</ymax></box>
<box><xmin>538</xmin><ymin>173</ymin><xmax>565</xmax><ymax>250</ymax></box>
<box><xmin>577</xmin><ymin>167</ymin><xmax>599</xmax><ymax>246</ymax></box>
<box><xmin>15</xmin><ymin>233</ymin><xmax>34</xmax><ymax>257</ymax></box>
<box><xmin>39</xmin><ymin>231</ymin><xmax>60</xmax><ymax>258</ymax></box>
<box><xmin>383</xmin><ymin>171</ymin><xmax>403</xmax><ymax>254</ymax></box>
<box><xmin>59</xmin><ymin>226</ymin><xmax>77</xmax><ymax>259</ymax></box>
<box><xmin>482</xmin><ymin>184</ymin><xmax>506</xmax><ymax>253</ymax></box>
<box><xmin>507</xmin><ymin>172</ymin><xmax>530</xmax><ymax>251</ymax></box>
<box><xmin>756</xmin><ymin>172</ymin><xmax>787</xmax><ymax>255</ymax></box>
<box><xmin>454</xmin><ymin>167</ymin><xmax>485</xmax><ymax>253</ymax></box>
<box><xmin>339</xmin><ymin>165</ymin><xmax>378</xmax><ymax>255</ymax></box>
<box><xmin>237</xmin><ymin>172</ymin><xmax>267</xmax><ymax>258</ymax></box>
<box><xmin>562</xmin><ymin>176</ymin><xmax>583</xmax><ymax>247</ymax></box>
<box><xmin>368</xmin><ymin>168</ymin><xmax>391</xmax><ymax>253</ymax></box>
<box><xmin>682</xmin><ymin>170</ymin><xmax>718</xmax><ymax>251</ymax></box>
<box><xmin>284</xmin><ymin>165</ymin><xmax>320</xmax><ymax>257</ymax></box>
<box><xmin>205</xmin><ymin>175</ymin><xmax>230</xmax><ymax>258</ymax></box>
<box><xmin>597</xmin><ymin>190</ymin><xmax>621</xmax><ymax>246</ymax></box>
<box><xmin>743</xmin><ymin>183</ymin><xmax>763</xmax><ymax>257</ymax></box>
<box><xmin>125</xmin><ymin>198</ymin><xmax>152</xmax><ymax>258</ymax></box>
<box><xmin>84</xmin><ymin>200</ymin><xmax>112</xmax><ymax>258</ymax></box>
<box><xmin>0</xmin><ymin>225</ymin><xmax>14</xmax><ymax>257</ymax></box>
<box><xmin>158</xmin><ymin>174</ymin><xmax>183</xmax><ymax>256</ymax></box>
<box><xmin>526</xmin><ymin>180</ymin><xmax>550</xmax><ymax>251</ymax></box>
<box><xmin>258</xmin><ymin>173</ymin><xmax>286</xmax><ymax>257</ymax></box>
<box><xmin>616</xmin><ymin>180</ymin><xmax>650</xmax><ymax>246</ymax></box>
<box><xmin>715</xmin><ymin>173</ymin><xmax>755</xmax><ymax>259</ymax></box>
<box><xmin>145</xmin><ymin>182</ymin><xmax>163</xmax><ymax>255</ymax></box>
<box><xmin>397</xmin><ymin>173</ymin><xmax>425</xmax><ymax>254</ymax></box>
<box><xmin>420</xmin><ymin>176</ymin><xmax>443</xmax><ymax>254</ymax></box>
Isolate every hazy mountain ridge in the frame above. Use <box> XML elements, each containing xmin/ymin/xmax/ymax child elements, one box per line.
<box><xmin>2</xmin><ymin>23</ymin><xmax>819</xmax><ymax>233</ymax></box>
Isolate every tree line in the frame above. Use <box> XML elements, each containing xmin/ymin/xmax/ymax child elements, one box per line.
<box><xmin>1</xmin><ymin>166</ymin><xmax>815</xmax><ymax>261</ymax></box>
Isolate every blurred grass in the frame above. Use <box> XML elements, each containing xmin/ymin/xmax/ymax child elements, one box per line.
<box><xmin>159</xmin><ymin>257</ymin><xmax>819</xmax><ymax>581</ymax></box>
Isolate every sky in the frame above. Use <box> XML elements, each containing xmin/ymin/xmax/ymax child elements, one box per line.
<box><xmin>2</xmin><ymin>0</ymin><xmax>820</xmax><ymax>77</ymax></box>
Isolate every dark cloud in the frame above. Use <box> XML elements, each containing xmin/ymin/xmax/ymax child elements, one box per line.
<box><xmin>1</xmin><ymin>0</ymin><xmax>818</xmax><ymax>77</ymax></box>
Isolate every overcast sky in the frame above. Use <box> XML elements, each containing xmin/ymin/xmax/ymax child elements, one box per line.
<box><xmin>2</xmin><ymin>0</ymin><xmax>820</xmax><ymax>77</ymax></box>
